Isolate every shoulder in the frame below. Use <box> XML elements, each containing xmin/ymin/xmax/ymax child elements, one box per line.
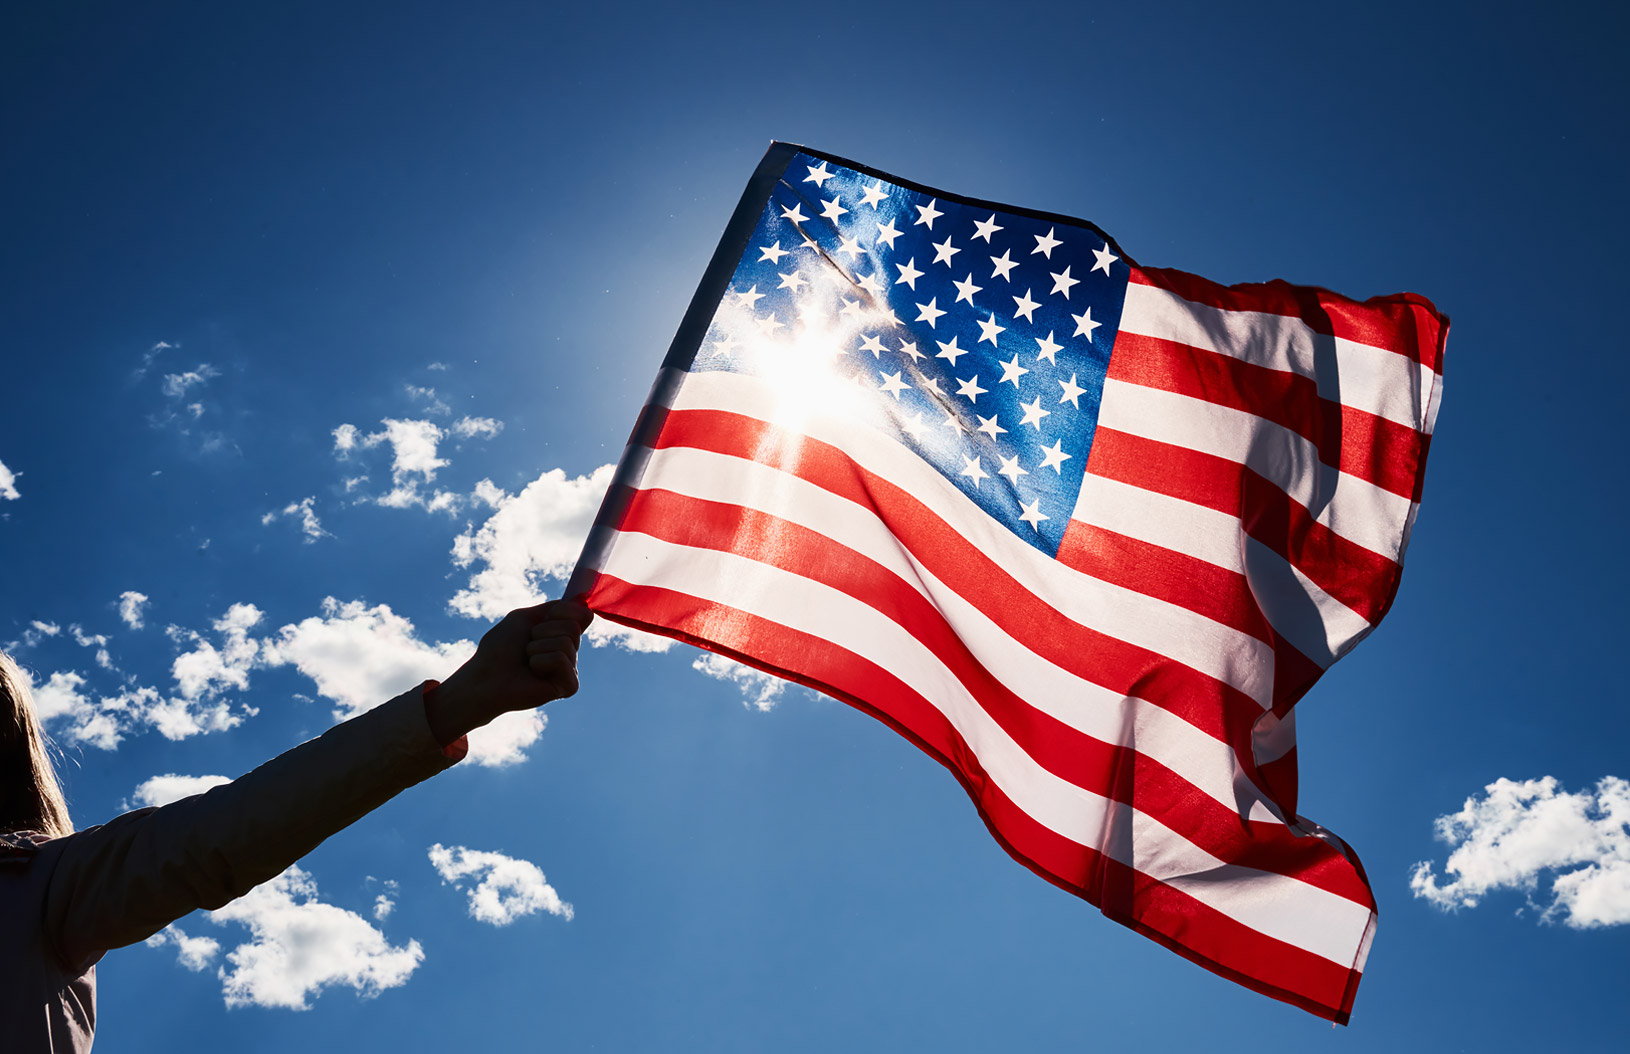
<box><xmin>0</xmin><ymin>830</ymin><xmax>48</xmax><ymax>862</ymax></box>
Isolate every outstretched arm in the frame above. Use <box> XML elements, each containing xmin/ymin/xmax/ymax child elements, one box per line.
<box><xmin>42</xmin><ymin>598</ymin><xmax>592</xmax><ymax>972</ymax></box>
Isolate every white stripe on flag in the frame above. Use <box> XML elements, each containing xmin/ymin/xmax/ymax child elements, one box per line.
<box><xmin>668</xmin><ymin>370</ymin><xmax>1277</xmax><ymax>707</ymax></box>
<box><xmin>636</xmin><ymin>441</ymin><xmax>1289</xmax><ymax>825</ymax></box>
<box><xmin>1098</xmin><ymin>378</ymin><xmax>1416</xmax><ymax>562</ymax></box>
<box><xmin>1119</xmin><ymin>282</ymin><xmax>1441</xmax><ymax>435</ymax></box>
<box><xmin>598</xmin><ymin>525</ymin><xmax>1375</xmax><ymax>967</ymax></box>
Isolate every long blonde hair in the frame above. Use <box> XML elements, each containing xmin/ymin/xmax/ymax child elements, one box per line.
<box><xmin>0</xmin><ymin>649</ymin><xmax>73</xmax><ymax>838</ymax></box>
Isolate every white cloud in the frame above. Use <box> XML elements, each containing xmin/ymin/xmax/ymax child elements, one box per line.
<box><xmin>207</xmin><ymin>866</ymin><xmax>423</xmax><ymax>1010</ymax></box>
<box><xmin>691</xmin><ymin>653</ymin><xmax>788</xmax><ymax>711</ymax></box>
<box><xmin>364</xmin><ymin>419</ymin><xmax>447</xmax><ymax>482</ymax></box>
<box><xmin>0</xmin><ymin>457</ymin><xmax>19</xmax><ymax>500</ymax></box>
<box><xmin>146</xmin><ymin>925</ymin><xmax>221</xmax><ymax>972</ymax></box>
<box><xmin>29</xmin><ymin>669</ymin><xmax>122</xmax><ymax>750</ymax></box>
<box><xmin>334</xmin><ymin>418</ymin><xmax>465</xmax><ymax>513</ymax></box>
<box><xmin>130</xmin><ymin>773</ymin><xmax>232</xmax><ymax>809</ymax></box>
<box><xmin>10</xmin><ymin>620</ymin><xmax>60</xmax><ymax>650</ymax></box>
<box><xmin>446</xmin><ymin>464</ymin><xmax>673</xmax><ymax>654</ymax></box>
<box><xmin>1410</xmin><ymin>775</ymin><xmax>1630</xmax><ymax>929</ymax></box>
<box><xmin>258</xmin><ymin>598</ymin><xmax>541</xmax><ymax>768</ymax></box>
<box><xmin>118</xmin><ymin>591</ymin><xmax>150</xmax><ymax>629</ymax></box>
<box><xmin>369</xmin><ymin>878</ymin><xmax>399</xmax><ymax>921</ymax></box>
<box><xmin>17</xmin><ymin>630</ymin><xmax>251</xmax><ymax>750</ymax></box>
<box><xmin>427</xmin><ymin>843</ymin><xmax>572</xmax><ymax>925</ymax></box>
<box><xmin>448</xmin><ymin>465</ymin><xmax>613</xmax><ymax>620</ymax></box>
<box><xmin>262</xmin><ymin>497</ymin><xmax>329</xmax><ymax>542</ymax></box>
<box><xmin>170</xmin><ymin>604</ymin><xmax>262</xmax><ymax>700</ymax></box>
<box><xmin>258</xmin><ymin>599</ymin><xmax>467</xmax><ymax>720</ymax></box>
<box><xmin>68</xmin><ymin>624</ymin><xmax>113</xmax><ymax>671</ymax></box>
<box><xmin>68</xmin><ymin>625</ymin><xmax>106</xmax><ymax>649</ymax></box>
<box><xmin>451</xmin><ymin>416</ymin><xmax>503</xmax><ymax>440</ymax></box>
<box><xmin>584</xmin><ymin>619</ymin><xmax>673</xmax><ymax>654</ymax></box>
<box><xmin>139</xmin><ymin>685</ymin><xmax>249</xmax><ymax>741</ymax></box>
<box><xmin>376</xmin><ymin>486</ymin><xmax>460</xmax><ymax>515</ymax></box>
<box><xmin>427</xmin><ymin>362</ymin><xmax>448</xmax><ymax>372</ymax></box>
<box><xmin>161</xmin><ymin>363</ymin><xmax>220</xmax><ymax>399</ymax></box>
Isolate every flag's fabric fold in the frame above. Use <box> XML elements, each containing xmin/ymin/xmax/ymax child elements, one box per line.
<box><xmin>571</xmin><ymin>142</ymin><xmax>1447</xmax><ymax>1023</ymax></box>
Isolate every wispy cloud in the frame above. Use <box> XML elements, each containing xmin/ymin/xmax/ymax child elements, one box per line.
<box><xmin>9</xmin><ymin>620</ymin><xmax>60</xmax><ymax>650</ymax></box>
<box><xmin>404</xmin><ymin>385</ymin><xmax>451</xmax><ymax>416</ymax></box>
<box><xmin>261</xmin><ymin>497</ymin><xmax>329</xmax><ymax>542</ymax></box>
<box><xmin>161</xmin><ymin>364</ymin><xmax>220</xmax><ymax>399</ymax></box>
<box><xmin>1411</xmin><ymin>775</ymin><xmax>1630</xmax><ymax>929</ymax></box>
<box><xmin>147</xmin><ymin>356</ymin><xmax>232</xmax><ymax>453</ymax></box>
<box><xmin>135</xmin><ymin>340</ymin><xmax>177</xmax><ymax>378</ymax></box>
<box><xmin>428</xmin><ymin>843</ymin><xmax>573</xmax><ymax>925</ymax></box>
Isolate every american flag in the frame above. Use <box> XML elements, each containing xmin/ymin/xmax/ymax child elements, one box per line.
<box><xmin>572</xmin><ymin>143</ymin><xmax>1447</xmax><ymax>1023</ymax></box>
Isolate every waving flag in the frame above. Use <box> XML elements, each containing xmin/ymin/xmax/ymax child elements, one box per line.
<box><xmin>571</xmin><ymin>143</ymin><xmax>1447</xmax><ymax>1022</ymax></box>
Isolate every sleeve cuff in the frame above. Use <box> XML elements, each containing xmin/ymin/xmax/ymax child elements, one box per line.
<box><xmin>420</xmin><ymin>680</ymin><xmax>469</xmax><ymax>763</ymax></box>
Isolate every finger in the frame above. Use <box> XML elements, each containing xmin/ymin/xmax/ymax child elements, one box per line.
<box><xmin>528</xmin><ymin>652</ymin><xmax>579</xmax><ymax>697</ymax></box>
<box><xmin>529</xmin><ymin>617</ymin><xmax>588</xmax><ymax>640</ymax></box>
<box><xmin>532</xmin><ymin>598</ymin><xmax>594</xmax><ymax>628</ymax></box>
<box><xmin>527</xmin><ymin>637</ymin><xmax>577</xmax><ymax>658</ymax></box>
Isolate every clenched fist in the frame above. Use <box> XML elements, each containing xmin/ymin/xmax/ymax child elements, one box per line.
<box><xmin>425</xmin><ymin>598</ymin><xmax>594</xmax><ymax>748</ymax></box>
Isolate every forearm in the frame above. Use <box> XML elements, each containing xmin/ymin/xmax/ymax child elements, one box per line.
<box><xmin>44</xmin><ymin>685</ymin><xmax>457</xmax><ymax>968</ymax></box>
<box><xmin>423</xmin><ymin>677</ymin><xmax>503</xmax><ymax>749</ymax></box>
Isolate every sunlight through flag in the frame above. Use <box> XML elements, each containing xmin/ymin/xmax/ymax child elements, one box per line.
<box><xmin>569</xmin><ymin>143</ymin><xmax>1448</xmax><ymax>1022</ymax></box>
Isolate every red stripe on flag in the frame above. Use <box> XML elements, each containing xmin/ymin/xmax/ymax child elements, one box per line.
<box><xmin>1056</xmin><ymin>518</ymin><xmax>1329</xmax><ymax>718</ymax></box>
<box><xmin>1056</xmin><ymin>518</ymin><xmax>1273</xmax><ymax>642</ymax></box>
<box><xmin>584</xmin><ymin>572</ymin><xmax>1365</xmax><ymax>1023</ymax></box>
<box><xmin>614</xmin><ymin>483</ymin><xmax>1374</xmax><ymax>905</ymax></box>
<box><xmin>1107</xmin><ymin>330</ymin><xmax>1428</xmax><ymax>501</ymax></box>
<box><xmin>1086</xmin><ymin>429</ymin><xmax>1400</xmax><ymax>625</ymax></box>
<box><xmin>649</xmin><ymin>407</ymin><xmax>1270</xmax><ymax>745</ymax></box>
<box><xmin>1130</xmin><ymin>266</ymin><xmax>1448</xmax><ymax>376</ymax></box>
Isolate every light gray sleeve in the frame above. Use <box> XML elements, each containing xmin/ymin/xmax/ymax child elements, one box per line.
<box><xmin>43</xmin><ymin>686</ymin><xmax>461</xmax><ymax>971</ymax></box>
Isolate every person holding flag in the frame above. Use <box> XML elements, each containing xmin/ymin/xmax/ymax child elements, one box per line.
<box><xmin>0</xmin><ymin>599</ymin><xmax>592</xmax><ymax>1053</ymax></box>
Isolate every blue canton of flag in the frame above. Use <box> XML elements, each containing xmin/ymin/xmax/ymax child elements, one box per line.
<box><xmin>689</xmin><ymin>151</ymin><xmax>1131</xmax><ymax>556</ymax></box>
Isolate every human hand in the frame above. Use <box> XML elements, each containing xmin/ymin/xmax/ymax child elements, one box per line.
<box><xmin>426</xmin><ymin>598</ymin><xmax>594</xmax><ymax>746</ymax></box>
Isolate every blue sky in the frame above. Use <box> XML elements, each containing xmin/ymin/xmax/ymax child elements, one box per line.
<box><xmin>3</xmin><ymin>1</ymin><xmax>1627</xmax><ymax>1050</ymax></box>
